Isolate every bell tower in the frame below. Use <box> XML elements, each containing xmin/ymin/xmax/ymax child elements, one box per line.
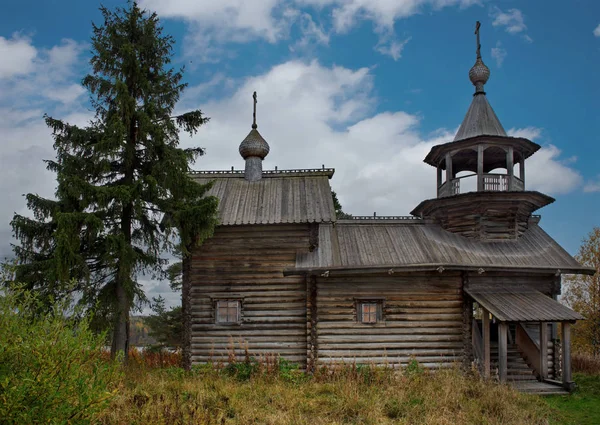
<box><xmin>411</xmin><ymin>22</ymin><xmax>554</xmax><ymax>240</ymax></box>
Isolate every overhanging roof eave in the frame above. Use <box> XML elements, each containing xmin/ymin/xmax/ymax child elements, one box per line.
<box><xmin>283</xmin><ymin>263</ymin><xmax>595</xmax><ymax>277</ymax></box>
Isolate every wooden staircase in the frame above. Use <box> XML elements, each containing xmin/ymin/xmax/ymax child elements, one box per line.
<box><xmin>490</xmin><ymin>342</ymin><xmax>568</xmax><ymax>395</ymax></box>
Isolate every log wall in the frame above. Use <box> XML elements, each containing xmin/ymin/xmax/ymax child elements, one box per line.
<box><xmin>467</xmin><ymin>272</ymin><xmax>554</xmax><ymax>295</ymax></box>
<box><xmin>187</xmin><ymin>224</ymin><xmax>311</xmax><ymax>366</ymax></box>
<box><xmin>315</xmin><ymin>272</ymin><xmax>465</xmax><ymax>368</ymax></box>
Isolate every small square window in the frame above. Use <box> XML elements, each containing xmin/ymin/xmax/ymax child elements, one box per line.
<box><xmin>216</xmin><ymin>300</ymin><xmax>241</xmax><ymax>324</ymax></box>
<box><xmin>357</xmin><ymin>300</ymin><xmax>383</xmax><ymax>324</ymax></box>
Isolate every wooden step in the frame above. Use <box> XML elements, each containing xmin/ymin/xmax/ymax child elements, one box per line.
<box><xmin>511</xmin><ymin>381</ymin><xmax>569</xmax><ymax>396</ymax></box>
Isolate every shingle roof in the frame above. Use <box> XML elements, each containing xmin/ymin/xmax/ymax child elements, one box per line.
<box><xmin>465</xmin><ymin>285</ymin><xmax>583</xmax><ymax>322</ymax></box>
<box><xmin>292</xmin><ymin>220</ymin><xmax>592</xmax><ymax>275</ymax></box>
<box><xmin>454</xmin><ymin>94</ymin><xmax>507</xmax><ymax>141</ymax></box>
<box><xmin>192</xmin><ymin>169</ymin><xmax>337</xmax><ymax>225</ymax></box>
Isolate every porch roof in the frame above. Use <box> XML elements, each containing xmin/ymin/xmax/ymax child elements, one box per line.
<box><xmin>465</xmin><ymin>285</ymin><xmax>583</xmax><ymax>322</ymax></box>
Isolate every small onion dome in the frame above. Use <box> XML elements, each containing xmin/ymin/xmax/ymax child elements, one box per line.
<box><xmin>469</xmin><ymin>57</ymin><xmax>490</xmax><ymax>93</ymax></box>
<box><xmin>239</xmin><ymin>128</ymin><xmax>270</xmax><ymax>160</ymax></box>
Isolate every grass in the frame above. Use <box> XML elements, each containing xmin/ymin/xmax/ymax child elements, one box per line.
<box><xmin>95</xmin><ymin>353</ymin><xmax>553</xmax><ymax>425</ymax></box>
<box><xmin>545</xmin><ymin>353</ymin><xmax>600</xmax><ymax>425</ymax></box>
<box><xmin>545</xmin><ymin>374</ymin><xmax>600</xmax><ymax>425</ymax></box>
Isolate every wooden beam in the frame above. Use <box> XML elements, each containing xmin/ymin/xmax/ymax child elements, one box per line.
<box><xmin>482</xmin><ymin>307</ymin><xmax>491</xmax><ymax>378</ymax></box>
<box><xmin>539</xmin><ymin>321</ymin><xmax>548</xmax><ymax>380</ymax></box>
<box><xmin>307</xmin><ymin>275</ymin><xmax>318</xmax><ymax>373</ymax></box>
<box><xmin>477</xmin><ymin>144</ymin><xmax>484</xmax><ymax>191</ymax></box>
<box><xmin>498</xmin><ymin>322</ymin><xmax>508</xmax><ymax>383</ymax></box>
<box><xmin>507</xmin><ymin>146</ymin><xmax>514</xmax><ymax>190</ymax></box>
<box><xmin>446</xmin><ymin>152</ymin><xmax>453</xmax><ymax>183</ymax></box>
<box><xmin>562</xmin><ymin>322</ymin><xmax>572</xmax><ymax>384</ymax></box>
<box><xmin>520</xmin><ymin>158</ymin><xmax>525</xmax><ymax>186</ymax></box>
<box><xmin>437</xmin><ymin>165</ymin><xmax>442</xmax><ymax>192</ymax></box>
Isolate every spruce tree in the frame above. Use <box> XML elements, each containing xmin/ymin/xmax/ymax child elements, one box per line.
<box><xmin>9</xmin><ymin>2</ymin><xmax>219</xmax><ymax>361</ymax></box>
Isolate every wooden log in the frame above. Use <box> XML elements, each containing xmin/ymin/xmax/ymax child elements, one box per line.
<box><xmin>562</xmin><ymin>322</ymin><xmax>572</xmax><ymax>384</ymax></box>
<box><xmin>539</xmin><ymin>322</ymin><xmax>548</xmax><ymax>380</ymax></box>
<box><xmin>498</xmin><ymin>322</ymin><xmax>508</xmax><ymax>383</ymax></box>
<box><xmin>482</xmin><ymin>307</ymin><xmax>491</xmax><ymax>378</ymax></box>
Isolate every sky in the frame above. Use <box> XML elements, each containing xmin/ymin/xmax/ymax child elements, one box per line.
<box><xmin>1</xmin><ymin>0</ymin><xmax>599</xmax><ymax>309</ymax></box>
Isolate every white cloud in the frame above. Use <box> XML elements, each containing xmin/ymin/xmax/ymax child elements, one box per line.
<box><xmin>290</xmin><ymin>12</ymin><xmax>330</xmax><ymax>51</ymax></box>
<box><xmin>491</xmin><ymin>41</ymin><xmax>507</xmax><ymax>67</ymax></box>
<box><xmin>507</xmin><ymin>126</ymin><xmax>542</xmax><ymax>141</ymax></box>
<box><xmin>507</xmin><ymin>128</ymin><xmax>583</xmax><ymax>195</ymax></box>
<box><xmin>375</xmin><ymin>37</ymin><xmax>411</xmax><ymax>61</ymax></box>
<box><xmin>0</xmin><ymin>38</ymin><xmax>87</xmax><ymax>108</ymax></box>
<box><xmin>0</xmin><ymin>34</ymin><xmax>37</xmax><ymax>78</ymax></box>
<box><xmin>594</xmin><ymin>24</ymin><xmax>600</xmax><ymax>37</ymax></box>
<box><xmin>584</xmin><ymin>177</ymin><xmax>600</xmax><ymax>193</ymax></box>
<box><xmin>140</xmin><ymin>0</ymin><xmax>481</xmax><ymax>60</ymax></box>
<box><xmin>490</xmin><ymin>6</ymin><xmax>527</xmax><ymax>34</ymax></box>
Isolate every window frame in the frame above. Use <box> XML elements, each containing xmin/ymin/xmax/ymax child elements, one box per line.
<box><xmin>355</xmin><ymin>298</ymin><xmax>385</xmax><ymax>325</ymax></box>
<box><xmin>214</xmin><ymin>299</ymin><xmax>242</xmax><ymax>325</ymax></box>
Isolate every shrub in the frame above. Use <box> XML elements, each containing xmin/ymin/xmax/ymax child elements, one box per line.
<box><xmin>0</xmin><ymin>289</ymin><xmax>122</xmax><ymax>424</ymax></box>
<box><xmin>573</xmin><ymin>352</ymin><xmax>600</xmax><ymax>375</ymax></box>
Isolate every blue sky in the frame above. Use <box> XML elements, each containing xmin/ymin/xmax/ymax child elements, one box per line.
<box><xmin>1</xmin><ymin>0</ymin><xmax>598</xmax><ymax>305</ymax></box>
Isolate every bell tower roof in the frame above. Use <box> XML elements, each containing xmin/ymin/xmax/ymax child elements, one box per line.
<box><xmin>453</xmin><ymin>21</ymin><xmax>507</xmax><ymax>142</ymax></box>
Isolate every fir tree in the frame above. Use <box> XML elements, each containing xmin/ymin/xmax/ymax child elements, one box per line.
<box><xmin>9</xmin><ymin>2</ymin><xmax>219</xmax><ymax>361</ymax></box>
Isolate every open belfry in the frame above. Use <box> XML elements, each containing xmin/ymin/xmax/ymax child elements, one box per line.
<box><xmin>183</xmin><ymin>22</ymin><xmax>594</xmax><ymax>394</ymax></box>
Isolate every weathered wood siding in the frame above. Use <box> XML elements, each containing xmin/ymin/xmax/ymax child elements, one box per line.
<box><xmin>315</xmin><ymin>272</ymin><xmax>464</xmax><ymax>368</ymax></box>
<box><xmin>466</xmin><ymin>273</ymin><xmax>554</xmax><ymax>295</ymax></box>
<box><xmin>187</xmin><ymin>224</ymin><xmax>311</xmax><ymax>366</ymax></box>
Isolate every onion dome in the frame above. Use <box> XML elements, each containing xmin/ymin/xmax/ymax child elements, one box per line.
<box><xmin>469</xmin><ymin>57</ymin><xmax>490</xmax><ymax>94</ymax></box>
<box><xmin>239</xmin><ymin>91</ymin><xmax>270</xmax><ymax>160</ymax></box>
<box><xmin>239</xmin><ymin>128</ymin><xmax>270</xmax><ymax>159</ymax></box>
<box><xmin>470</xmin><ymin>21</ymin><xmax>490</xmax><ymax>94</ymax></box>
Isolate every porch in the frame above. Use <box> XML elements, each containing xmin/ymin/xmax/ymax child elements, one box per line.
<box><xmin>466</xmin><ymin>285</ymin><xmax>583</xmax><ymax>395</ymax></box>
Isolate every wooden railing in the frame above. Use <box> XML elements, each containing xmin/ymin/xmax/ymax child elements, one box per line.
<box><xmin>437</xmin><ymin>174</ymin><xmax>524</xmax><ymax>197</ymax></box>
<box><xmin>516</xmin><ymin>323</ymin><xmax>541</xmax><ymax>378</ymax></box>
<box><xmin>483</xmin><ymin>174</ymin><xmax>509</xmax><ymax>191</ymax></box>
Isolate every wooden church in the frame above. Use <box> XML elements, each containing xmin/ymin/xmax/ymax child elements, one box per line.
<box><xmin>182</xmin><ymin>23</ymin><xmax>594</xmax><ymax>394</ymax></box>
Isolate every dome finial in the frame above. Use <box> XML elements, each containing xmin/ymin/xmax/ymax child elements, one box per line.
<box><xmin>469</xmin><ymin>21</ymin><xmax>490</xmax><ymax>95</ymax></box>
<box><xmin>239</xmin><ymin>91</ymin><xmax>270</xmax><ymax>181</ymax></box>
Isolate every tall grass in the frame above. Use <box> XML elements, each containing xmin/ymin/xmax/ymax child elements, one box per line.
<box><xmin>97</xmin><ymin>354</ymin><xmax>552</xmax><ymax>425</ymax></box>
<box><xmin>573</xmin><ymin>352</ymin><xmax>600</xmax><ymax>375</ymax></box>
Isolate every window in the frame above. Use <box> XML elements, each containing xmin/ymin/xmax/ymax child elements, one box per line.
<box><xmin>356</xmin><ymin>300</ymin><xmax>383</xmax><ymax>324</ymax></box>
<box><xmin>216</xmin><ymin>300</ymin><xmax>241</xmax><ymax>324</ymax></box>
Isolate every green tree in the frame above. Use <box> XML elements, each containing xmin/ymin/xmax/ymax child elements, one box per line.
<box><xmin>9</xmin><ymin>2</ymin><xmax>218</xmax><ymax>361</ymax></box>
<box><xmin>332</xmin><ymin>191</ymin><xmax>352</xmax><ymax>219</ymax></box>
<box><xmin>564</xmin><ymin>227</ymin><xmax>600</xmax><ymax>354</ymax></box>
<box><xmin>145</xmin><ymin>296</ymin><xmax>183</xmax><ymax>350</ymax></box>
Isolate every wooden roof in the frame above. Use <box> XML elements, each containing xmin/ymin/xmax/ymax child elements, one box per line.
<box><xmin>290</xmin><ymin>220</ymin><xmax>593</xmax><ymax>275</ymax></box>
<box><xmin>465</xmin><ymin>285</ymin><xmax>583</xmax><ymax>322</ymax></box>
<box><xmin>454</xmin><ymin>93</ymin><xmax>506</xmax><ymax>141</ymax></box>
<box><xmin>424</xmin><ymin>135</ymin><xmax>540</xmax><ymax>169</ymax></box>
<box><xmin>192</xmin><ymin>169</ymin><xmax>337</xmax><ymax>225</ymax></box>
